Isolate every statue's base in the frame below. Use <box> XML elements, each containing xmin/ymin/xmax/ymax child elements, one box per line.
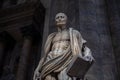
<box><xmin>67</xmin><ymin>56</ymin><xmax>94</xmax><ymax>78</ymax></box>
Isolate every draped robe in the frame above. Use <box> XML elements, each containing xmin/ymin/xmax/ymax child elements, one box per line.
<box><xmin>36</xmin><ymin>28</ymin><xmax>92</xmax><ymax>80</ymax></box>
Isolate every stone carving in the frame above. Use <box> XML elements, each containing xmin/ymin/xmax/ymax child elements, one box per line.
<box><xmin>33</xmin><ymin>13</ymin><xmax>94</xmax><ymax>80</ymax></box>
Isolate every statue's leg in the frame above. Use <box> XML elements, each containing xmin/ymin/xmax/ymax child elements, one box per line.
<box><xmin>58</xmin><ymin>68</ymin><xmax>72</xmax><ymax>80</ymax></box>
<box><xmin>45</xmin><ymin>75</ymin><xmax>56</xmax><ymax>80</ymax></box>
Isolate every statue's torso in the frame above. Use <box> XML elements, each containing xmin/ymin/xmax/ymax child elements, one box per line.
<box><xmin>49</xmin><ymin>30</ymin><xmax>70</xmax><ymax>57</ymax></box>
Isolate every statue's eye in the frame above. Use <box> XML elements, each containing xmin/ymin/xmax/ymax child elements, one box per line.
<box><xmin>59</xmin><ymin>16</ymin><xmax>61</xmax><ymax>18</ymax></box>
<box><xmin>56</xmin><ymin>17</ymin><xmax>59</xmax><ymax>19</ymax></box>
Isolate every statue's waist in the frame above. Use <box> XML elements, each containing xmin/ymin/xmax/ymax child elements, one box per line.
<box><xmin>52</xmin><ymin>48</ymin><xmax>65</xmax><ymax>53</ymax></box>
<box><xmin>49</xmin><ymin>45</ymin><xmax>68</xmax><ymax>57</ymax></box>
<box><xmin>52</xmin><ymin>42</ymin><xmax>70</xmax><ymax>51</ymax></box>
<box><xmin>52</xmin><ymin>39</ymin><xmax>70</xmax><ymax>43</ymax></box>
<box><xmin>52</xmin><ymin>39</ymin><xmax>70</xmax><ymax>47</ymax></box>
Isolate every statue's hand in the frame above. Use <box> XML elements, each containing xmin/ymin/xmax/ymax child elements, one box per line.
<box><xmin>33</xmin><ymin>69</ymin><xmax>40</xmax><ymax>80</ymax></box>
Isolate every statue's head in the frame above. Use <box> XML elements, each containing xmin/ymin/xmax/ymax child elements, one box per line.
<box><xmin>55</xmin><ymin>13</ymin><xmax>67</xmax><ymax>27</ymax></box>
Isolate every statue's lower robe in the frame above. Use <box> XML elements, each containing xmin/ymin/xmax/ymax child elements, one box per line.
<box><xmin>40</xmin><ymin>45</ymin><xmax>76</xmax><ymax>80</ymax></box>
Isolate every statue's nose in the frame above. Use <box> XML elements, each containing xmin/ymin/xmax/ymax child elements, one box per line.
<box><xmin>58</xmin><ymin>19</ymin><xmax>62</xmax><ymax>22</ymax></box>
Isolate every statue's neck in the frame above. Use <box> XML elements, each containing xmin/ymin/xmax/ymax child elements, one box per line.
<box><xmin>58</xmin><ymin>27</ymin><xmax>66</xmax><ymax>32</ymax></box>
<box><xmin>57</xmin><ymin>25</ymin><xmax>67</xmax><ymax>32</ymax></box>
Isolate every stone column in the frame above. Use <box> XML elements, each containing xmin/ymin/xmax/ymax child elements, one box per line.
<box><xmin>16</xmin><ymin>25</ymin><xmax>41</xmax><ymax>80</ymax></box>
<box><xmin>16</xmin><ymin>36</ymin><xmax>32</xmax><ymax>80</ymax></box>
<box><xmin>78</xmin><ymin>0</ymin><xmax>116</xmax><ymax>80</ymax></box>
<box><xmin>0</xmin><ymin>31</ymin><xmax>16</xmax><ymax>78</ymax></box>
<box><xmin>0</xmin><ymin>38</ymin><xmax>5</xmax><ymax>76</ymax></box>
<box><xmin>105</xmin><ymin>0</ymin><xmax>120</xmax><ymax>79</ymax></box>
<box><xmin>0</xmin><ymin>42</ymin><xmax>4</xmax><ymax>65</ymax></box>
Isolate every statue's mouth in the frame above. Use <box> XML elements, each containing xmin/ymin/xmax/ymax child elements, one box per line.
<box><xmin>56</xmin><ymin>21</ymin><xmax>66</xmax><ymax>25</ymax></box>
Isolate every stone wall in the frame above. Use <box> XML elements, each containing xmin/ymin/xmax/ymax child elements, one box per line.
<box><xmin>106</xmin><ymin>0</ymin><xmax>120</xmax><ymax>79</ymax></box>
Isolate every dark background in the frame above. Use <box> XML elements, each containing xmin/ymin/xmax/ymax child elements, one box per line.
<box><xmin>0</xmin><ymin>0</ymin><xmax>120</xmax><ymax>80</ymax></box>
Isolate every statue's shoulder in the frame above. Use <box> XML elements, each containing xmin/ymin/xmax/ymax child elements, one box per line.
<box><xmin>48</xmin><ymin>32</ymin><xmax>57</xmax><ymax>38</ymax></box>
<box><xmin>69</xmin><ymin>27</ymin><xmax>81</xmax><ymax>34</ymax></box>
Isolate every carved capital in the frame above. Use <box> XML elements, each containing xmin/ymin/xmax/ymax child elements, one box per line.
<box><xmin>20</xmin><ymin>26</ymin><xmax>40</xmax><ymax>44</ymax></box>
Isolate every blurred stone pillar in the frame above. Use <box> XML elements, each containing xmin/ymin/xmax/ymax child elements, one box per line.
<box><xmin>0</xmin><ymin>33</ymin><xmax>5</xmax><ymax>76</ymax></box>
<box><xmin>16</xmin><ymin>34</ymin><xmax>32</xmax><ymax>80</ymax></box>
<box><xmin>77</xmin><ymin>0</ymin><xmax>116</xmax><ymax>80</ymax></box>
<box><xmin>0</xmin><ymin>42</ymin><xmax>4</xmax><ymax>67</ymax></box>
<box><xmin>0</xmin><ymin>32</ymin><xmax>17</xmax><ymax>77</ymax></box>
<box><xmin>105</xmin><ymin>0</ymin><xmax>120</xmax><ymax>79</ymax></box>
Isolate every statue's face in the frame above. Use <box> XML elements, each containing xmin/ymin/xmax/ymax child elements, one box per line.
<box><xmin>55</xmin><ymin>13</ymin><xmax>67</xmax><ymax>27</ymax></box>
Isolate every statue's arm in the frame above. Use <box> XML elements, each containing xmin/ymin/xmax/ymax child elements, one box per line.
<box><xmin>33</xmin><ymin>33</ymin><xmax>55</xmax><ymax>80</ymax></box>
<box><xmin>35</xmin><ymin>57</ymin><xmax>44</xmax><ymax>71</ymax></box>
<box><xmin>33</xmin><ymin>58</ymin><xmax>44</xmax><ymax>80</ymax></box>
<box><xmin>73</xmin><ymin>29</ymin><xmax>94</xmax><ymax>59</ymax></box>
<box><xmin>35</xmin><ymin>33</ymin><xmax>55</xmax><ymax>71</ymax></box>
<box><xmin>74</xmin><ymin>30</ymin><xmax>94</xmax><ymax>60</ymax></box>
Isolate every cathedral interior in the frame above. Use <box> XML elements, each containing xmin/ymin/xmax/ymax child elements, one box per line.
<box><xmin>0</xmin><ymin>0</ymin><xmax>120</xmax><ymax>80</ymax></box>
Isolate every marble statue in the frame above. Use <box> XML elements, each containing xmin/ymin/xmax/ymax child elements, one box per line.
<box><xmin>33</xmin><ymin>13</ymin><xmax>94</xmax><ymax>80</ymax></box>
